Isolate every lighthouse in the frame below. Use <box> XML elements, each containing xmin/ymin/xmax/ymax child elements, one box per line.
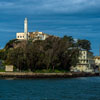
<box><xmin>24</xmin><ymin>18</ymin><xmax>28</xmax><ymax>40</ymax></box>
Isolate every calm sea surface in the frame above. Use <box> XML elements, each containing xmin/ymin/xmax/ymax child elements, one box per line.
<box><xmin>0</xmin><ymin>77</ymin><xmax>100</xmax><ymax>100</ymax></box>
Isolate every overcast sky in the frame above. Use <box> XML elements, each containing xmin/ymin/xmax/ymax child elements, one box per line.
<box><xmin>0</xmin><ymin>0</ymin><xmax>100</xmax><ymax>55</ymax></box>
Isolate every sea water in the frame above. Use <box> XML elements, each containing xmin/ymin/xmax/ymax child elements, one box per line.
<box><xmin>0</xmin><ymin>77</ymin><xmax>100</xmax><ymax>100</ymax></box>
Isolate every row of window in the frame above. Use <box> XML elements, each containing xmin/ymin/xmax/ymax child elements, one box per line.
<box><xmin>17</xmin><ymin>36</ymin><xmax>24</xmax><ymax>38</ymax></box>
<box><xmin>80</xmin><ymin>60</ymin><xmax>88</xmax><ymax>63</ymax></box>
<box><xmin>82</xmin><ymin>52</ymin><xmax>86</xmax><ymax>54</ymax></box>
<box><xmin>17</xmin><ymin>36</ymin><xmax>31</xmax><ymax>38</ymax></box>
<box><xmin>17</xmin><ymin>35</ymin><xmax>45</xmax><ymax>39</ymax></box>
<box><xmin>79</xmin><ymin>56</ymin><xmax>86</xmax><ymax>59</ymax></box>
<box><xmin>80</xmin><ymin>60</ymin><xmax>94</xmax><ymax>64</ymax></box>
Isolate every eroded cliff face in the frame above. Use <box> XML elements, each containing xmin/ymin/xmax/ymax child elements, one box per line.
<box><xmin>4</xmin><ymin>39</ymin><xmax>27</xmax><ymax>50</ymax></box>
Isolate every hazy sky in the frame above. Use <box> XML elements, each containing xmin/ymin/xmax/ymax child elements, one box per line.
<box><xmin>0</xmin><ymin>0</ymin><xmax>100</xmax><ymax>55</ymax></box>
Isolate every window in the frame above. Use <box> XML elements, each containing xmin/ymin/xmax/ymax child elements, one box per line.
<box><xmin>87</xmin><ymin>60</ymin><xmax>88</xmax><ymax>63</ymax></box>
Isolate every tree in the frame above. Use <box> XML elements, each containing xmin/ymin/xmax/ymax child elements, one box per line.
<box><xmin>4</xmin><ymin>39</ymin><xmax>18</xmax><ymax>50</ymax></box>
<box><xmin>77</xmin><ymin>39</ymin><xmax>91</xmax><ymax>51</ymax></box>
<box><xmin>2</xmin><ymin>35</ymin><xmax>91</xmax><ymax>72</ymax></box>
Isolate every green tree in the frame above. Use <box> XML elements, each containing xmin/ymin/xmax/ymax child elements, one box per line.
<box><xmin>2</xmin><ymin>35</ymin><xmax>91</xmax><ymax>72</ymax></box>
<box><xmin>77</xmin><ymin>39</ymin><xmax>91</xmax><ymax>51</ymax></box>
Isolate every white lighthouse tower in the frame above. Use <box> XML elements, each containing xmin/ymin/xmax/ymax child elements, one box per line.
<box><xmin>24</xmin><ymin>17</ymin><xmax>28</xmax><ymax>40</ymax></box>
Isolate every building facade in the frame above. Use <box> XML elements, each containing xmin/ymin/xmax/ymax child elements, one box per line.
<box><xmin>71</xmin><ymin>50</ymin><xmax>95</xmax><ymax>72</ymax></box>
<box><xmin>94</xmin><ymin>56</ymin><xmax>100</xmax><ymax>66</ymax></box>
<box><xmin>16</xmin><ymin>32</ymin><xmax>49</xmax><ymax>40</ymax></box>
<box><xmin>94</xmin><ymin>56</ymin><xmax>100</xmax><ymax>71</ymax></box>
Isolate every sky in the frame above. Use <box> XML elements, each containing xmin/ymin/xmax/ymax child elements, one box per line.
<box><xmin>0</xmin><ymin>0</ymin><xmax>100</xmax><ymax>55</ymax></box>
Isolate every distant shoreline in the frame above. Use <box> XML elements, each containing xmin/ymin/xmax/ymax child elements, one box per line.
<box><xmin>0</xmin><ymin>72</ymin><xmax>99</xmax><ymax>79</ymax></box>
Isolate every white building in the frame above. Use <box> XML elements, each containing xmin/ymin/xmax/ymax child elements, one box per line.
<box><xmin>5</xmin><ymin>65</ymin><xmax>14</xmax><ymax>72</ymax></box>
<box><xmin>94</xmin><ymin>56</ymin><xmax>100</xmax><ymax>66</ymax></box>
<box><xmin>16</xmin><ymin>18</ymin><xmax>49</xmax><ymax>41</ymax></box>
<box><xmin>71</xmin><ymin>50</ymin><xmax>95</xmax><ymax>72</ymax></box>
<box><xmin>94</xmin><ymin>56</ymin><xmax>100</xmax><ymax>72</ymax></box>
<box><xmin>16</xmin><ymin>32</ymin><xmax>25</xmax><ymax>40</ymax></box>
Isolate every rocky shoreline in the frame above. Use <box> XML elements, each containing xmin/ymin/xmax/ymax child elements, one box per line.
<box><xmin>0</xmin><ymin>72</ymin><xmax>99</xmax><ymax>79</ymax></box>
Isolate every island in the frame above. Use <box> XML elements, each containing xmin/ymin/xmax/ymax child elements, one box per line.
<box><xmin>0</xmin><ymin>18</ymin><xmax>99</xmax><ymax>79</ymax></box>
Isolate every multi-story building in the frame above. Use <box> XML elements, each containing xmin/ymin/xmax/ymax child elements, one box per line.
<box><xmin>16</xmin><ymin>32</ymin><xmax>49</xmax><ymax>41</ymax></box>
<box><xmin>71</xmin><ymin>50</ymin><xmax>95</xmax><ymax>72</ymax></box>
<box><xmin>16</xmin><ymin>18</ymin><xmax>50</xmax><ymax>41</ymax></box>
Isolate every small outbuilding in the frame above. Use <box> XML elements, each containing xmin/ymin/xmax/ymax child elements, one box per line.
<box><xmin>5</xmin><ymin>65</ymin><xmax>14</xmax><ymax>72</ymax></box>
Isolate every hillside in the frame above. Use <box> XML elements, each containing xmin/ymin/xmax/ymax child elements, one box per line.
<box><xmin>0</xmin><ymin>35</ymin><xmax>91</xmax><ymax>72</ymax></box>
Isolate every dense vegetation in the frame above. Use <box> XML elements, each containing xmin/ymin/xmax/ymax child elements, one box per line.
<box><xmin>0</xmin><ymin>35</ymin><xmax>91</xmax><ymax>72</ymax></box>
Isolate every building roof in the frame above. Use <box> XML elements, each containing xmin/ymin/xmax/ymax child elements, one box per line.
<box><xmin>94</xmin><ymin>56</ymin><xmax>100</xmax><ymax>59</ymax></box>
